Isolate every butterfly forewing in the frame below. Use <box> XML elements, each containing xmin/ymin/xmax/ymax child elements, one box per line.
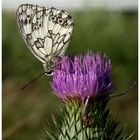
<box><xmin>16</xmin><ymin>4</ymin><xmax>74</xmax><ymax>75</ymax></box>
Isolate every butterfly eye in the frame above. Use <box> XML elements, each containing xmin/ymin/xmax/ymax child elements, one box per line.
<box><xmin>57</xmin><ymin>18</ymin><xmax>63</xmax><ymax>24</ymax></box>
<box><xmin>50</xmin><ymin>16</ymin><xmax>56</xmax><ymax>22</ymax></box>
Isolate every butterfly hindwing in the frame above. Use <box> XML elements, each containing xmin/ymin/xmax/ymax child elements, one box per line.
<box><xmin>16</xmin><ymin>4</ymin><xmax>47</xmax><ymax>63</ymax></box>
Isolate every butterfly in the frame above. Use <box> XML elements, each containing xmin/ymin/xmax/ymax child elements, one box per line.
<box><xmin>16</xmin><ymin>4</ymin><xmax>74</xmax><ymax>76</ymax></box>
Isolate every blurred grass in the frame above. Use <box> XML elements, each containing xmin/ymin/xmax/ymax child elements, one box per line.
<box><xmin>3</xmin><ymin>9</ymin><xmax>137</xmax><ymax>140</ymax></box>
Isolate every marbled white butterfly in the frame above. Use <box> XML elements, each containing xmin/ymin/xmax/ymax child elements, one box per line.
<box><xmin>16</xmin><ymin>4</ymin><xmax>74</xmax><ymax>76</ymax></box>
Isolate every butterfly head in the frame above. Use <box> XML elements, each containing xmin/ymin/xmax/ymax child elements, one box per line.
<box><xmin>43</xmin><ymin>61</ymin><xmax>55</xmax><ymax>76</ymax></box>
<box><xmin>43</xmin><ymin>57</ymin><xmax>61</xmax><ymax>76</ymax></box>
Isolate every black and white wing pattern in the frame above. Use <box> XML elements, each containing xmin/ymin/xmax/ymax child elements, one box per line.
<box><xmin>16</xmin><ymin>4</ymin><xmax>74</xmax><ymax>75</ymax></box>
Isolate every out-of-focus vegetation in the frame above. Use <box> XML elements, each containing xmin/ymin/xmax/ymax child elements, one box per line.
<box><xmin>3</xmin><ymin>9</ymin><xmax>137</xmax><ymax>140</ymax></box>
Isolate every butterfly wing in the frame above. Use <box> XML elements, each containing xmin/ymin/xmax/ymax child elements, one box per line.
<box><xmin>16</xmin><ymin>4</ymin><xmax>74</xmax><ymax>64</ymax></box>
<box><xmin>16</xmin><ymin>4</ymin><xmax>46</xmax><ymax>63</ymax></box>
<box><xmin>46</xmin><ymin>8</ymin><xmax>74</xmax><ymax>57</ymax></box>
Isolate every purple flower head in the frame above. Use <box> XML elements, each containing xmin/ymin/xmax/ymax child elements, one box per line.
<box><xmin>52</xmin><ymin>51</ymin><xmax>114</xmax><ymax>103</ymax></box>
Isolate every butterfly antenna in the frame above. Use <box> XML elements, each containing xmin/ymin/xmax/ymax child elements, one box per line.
<box><xmin>21</xmin><ymin>71</ymin><xmax>46</xmax><ymax>91</ymax></box>
<box><xmin>110</xmin><ymin>81</ymin><xmax>137</xmax><ymax>99</ymax></box>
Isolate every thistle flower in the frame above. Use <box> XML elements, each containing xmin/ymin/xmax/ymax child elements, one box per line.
<box><xmin>52</xmin><ymin>51</ymin><xmax>114</xmax><ymax>103</ymax></box>
<box><xmin>44</xmin><ymin>51</ymin><xmax>132</xmax><ymax>140</ymax></box>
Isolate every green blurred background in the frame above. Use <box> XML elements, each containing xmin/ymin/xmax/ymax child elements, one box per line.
<box><xmin>3</xmin><ymin>4</ymin><xmax>137</xmax><ymax>140</ymax></box>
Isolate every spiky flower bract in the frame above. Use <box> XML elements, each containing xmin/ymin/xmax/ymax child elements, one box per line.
<box><xmin>42</xmin><ymin>100</ymin><xmax>132</xmax><ymax>140</ymax></box>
